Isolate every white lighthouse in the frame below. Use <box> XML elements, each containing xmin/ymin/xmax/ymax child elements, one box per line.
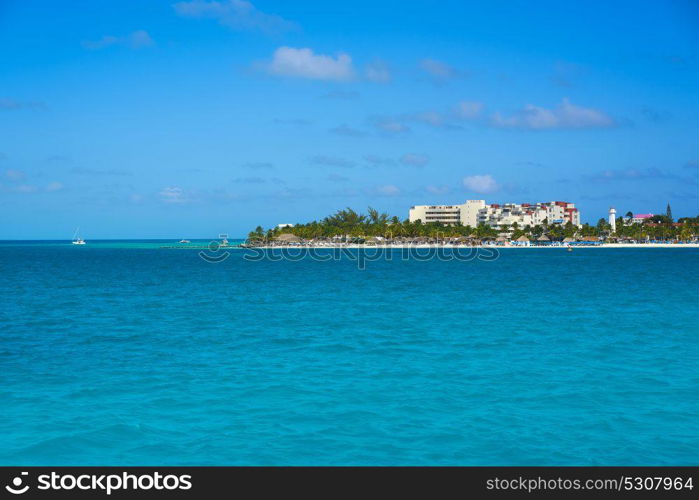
<box><xmin>609</xmin><ymin>207</ymin><xmax>616</xmax><ymax>233</ymax></box>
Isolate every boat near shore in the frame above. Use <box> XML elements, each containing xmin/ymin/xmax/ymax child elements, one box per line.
<box><xmin>72</xmin><ymin>228</ymin><xmax>86</xmax><ymax>245</ymax></box>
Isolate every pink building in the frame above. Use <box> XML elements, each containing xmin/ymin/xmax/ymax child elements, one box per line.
<box><xmin>631</xmin><ymin>213</ymin><xmax>654</xmax><ymax>224</ymax></box>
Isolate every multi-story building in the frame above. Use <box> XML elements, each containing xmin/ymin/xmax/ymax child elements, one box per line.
<box><xmin>477</xmin><ymin>203</ymin><xmax>546</xmax><ymax>227</ymax></box>
<box><xmin>631</xmin><ymin>213</ymin><xmax>654</xmax><ymax>225</ymax></box>
<box><xmin>478</xmin><ymin>201</ymin><xmax>581</xmax><ymax>227</ymax></box>
<box><xmin>409</xmin><ymin>200</ymin><xmax>581</xmax><ymax>228</ymax></box>
<box><xmin>408</xmin><ymin>200</ymin><xmax>485</xmax><ymax>227</ymax></box>
<box><xmin>543</xmin><ymin>201</ymin><xmax>581</xmax><ymax>226</ymax></box>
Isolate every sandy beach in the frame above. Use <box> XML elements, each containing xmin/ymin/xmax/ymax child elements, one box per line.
<box><xmin>244</xmin><ymin>243</ymin><xmax>699</xmax><ymax>249</ymax></box>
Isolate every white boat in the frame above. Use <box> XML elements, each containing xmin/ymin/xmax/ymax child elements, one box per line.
<box><xmin>179</xmin><ymin>239</ymin><xmax>191</xmax><ymax>243</ymax></box>
<box><xmin>72</xmin><ymin>227</ymin><xmax>86</xmax><ymax>245</ymax></box>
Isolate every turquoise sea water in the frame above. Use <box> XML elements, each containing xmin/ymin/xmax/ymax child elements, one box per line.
<box><xmin>1</xmin><ymin>241</ymin><xmax>698</xmax><ymax>465</ymax></box>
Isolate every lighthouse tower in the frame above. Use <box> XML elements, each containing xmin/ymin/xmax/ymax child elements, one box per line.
<box><xmin>609</xmin><ymin>207</ymin><xmax>617</xmax><ymax>233</ymax></box>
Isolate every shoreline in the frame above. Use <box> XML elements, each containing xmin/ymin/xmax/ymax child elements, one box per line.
<box><xmin>240</xmin><ymin>243</ymin><xmax>699</xmax><ymax>249</ymax></box>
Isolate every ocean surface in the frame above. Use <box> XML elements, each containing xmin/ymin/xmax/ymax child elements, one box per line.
<box><xmin>1</xmin><ymin>240</ymin><xmax>697</xmax><ymax>465</ymax></box>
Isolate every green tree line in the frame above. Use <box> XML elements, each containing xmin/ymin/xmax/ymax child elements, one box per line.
<box><xmin>248</xmin><ymin>207</ymin><xmax>699</xmax><ymax>242</ymax></box>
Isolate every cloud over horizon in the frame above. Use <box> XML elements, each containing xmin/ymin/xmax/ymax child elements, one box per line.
<box><xmin>159</xmin><ymin>186</ymin><xmax>188</xmax><ymax>204</ymax></box>
<box><xmin>584</xmin><ymin>167</ymin><xmax>680</xmax><ymax>183</ymax></box>
<box><xmin>363</xmin><ymin>155</ymin><xmax>396</xmax><ymax>167</ymax></box>
<box><xmin>262</xmin><ymin>47</ymin><xmax>354</xmax><ymax>81</ymax></box>
<box><xmin>376</xmin><ymin>184</ymin><xmax>400</xmax><ymax>196</ymax></box>
<box><xmin>400</xmin><ymin>153</ymin><xmax>430</xmax><ymax>167</ymax></box>
<box><xmin>5</xmin><ymin>169</ymin><xmax>25</xmax><ymax>181</ymax></box>
<box><xmin>0</xmin><ymin>98</ymin><xmax>46</xmax><ymax>111</ymax></box>
<box><xmin>173</xmin><ymin>0</ymin><xmax>297</xmax><ymax>34</ymax></box>
<box><xmin>455</xmin><ymin>101</ymin><xmax>484</xmax><ymax>119</ymax></box>
<box><xmin>371</xmin><ymin>116</ymin><xmax>411</xmax><ymax>135</ymax></box>
<box><xmin>81</xmin><ymin>30</ymin><xmax>154</xmax><ymax>50</ymax></box>
<box><xmin>329</xmin><ymin>124</ymin><xmax>367</xmax><ymax>138</ymax></box>
<box><xmin>426</xmin><ymin>185</ymin><xmax>451</xmax><ymax>195</ymax></box>
<box><xmin>420</xmin><ymin>58</ymin><xmax>464</xmax><ymax>82</ymax></box>
<box><xmin>491</xmin><ymin>98</ymin><xmax>615</xmax><ymax>130</ymax></box>
<box><xmin>364</xmin><ymin>59</ymin><xmax>391</xmax><ymax>83</ymax></box>
<box><xmin>463</xmin><ymin>174</ymin><xmax>500</xmax><ymax>194</ymax></box>
<box><xmin>310</xmin><ymin>155</ymin><xmax>355</xmax><ymax>168</ymax></box>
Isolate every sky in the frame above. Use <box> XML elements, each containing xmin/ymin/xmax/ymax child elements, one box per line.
<box><xmin>1</xmin><ymin>0</ymin><xmax>698</xmax><ymax>239</ymax></box>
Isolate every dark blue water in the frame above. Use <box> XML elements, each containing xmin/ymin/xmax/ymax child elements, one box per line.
<box><xmin>1</xmin><ymin>243</ymin><xmax>698</xmax><ymax>465</ymax></box>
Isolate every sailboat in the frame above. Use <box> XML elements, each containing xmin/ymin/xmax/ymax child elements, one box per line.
<box><xmin>72</xmin><ymin>227</ymin><xmax>86</xmax><ymax>245</ymax></box>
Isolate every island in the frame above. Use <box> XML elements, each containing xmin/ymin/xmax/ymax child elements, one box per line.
<box><xmin>244</xmin><ymin>207</ymin><xmax>699</xmax><ymax>248</ymax></box>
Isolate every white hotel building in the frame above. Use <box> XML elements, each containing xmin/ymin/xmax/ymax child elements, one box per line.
<box><xmin>409</xmin><ymin>200</ymin><xmax>581</xmax><ymax>228</ymax></box>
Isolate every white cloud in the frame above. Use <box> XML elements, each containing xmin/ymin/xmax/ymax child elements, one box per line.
<box><xmin>364</xmin><ymin>59</ymin><xmax>391</xmax><ymax>83</ymax></box>
<box><xmin>585</xmin><ymin>167</ymin><xmax>676</xmax><ymax>183</ymax></box>
<box><xmin>329</xmin><ymin>124</ymin><xmax>366</xmax><ymax>137</ymax></box>
<box><xmin>491</xmin><ymin>98</ymin><xmax>614</xmax><ymax>130</ymax></box>
<box><xmin>4</xmin><ymin>169</ymin><xmax>25</xmax><ymax>181</ymax></box>
<box><xmin>263</xmin><ymin>47</ymin><xmax>354</xmax><ymax>81</ymax></box>
<box><xmin>463</xmin><ymin>174</ymin><xmax>499</xmax><ymax>194</ymax></box>
<box><xmin>372</xmin><ymin>116</ymin><xmax>410</xmax><ymax>134</ymax></box>
<box><xmin>82</xmin><ymin>30</ymin><xmax>154</xmax><ymax>50</ymax></box>
<box><xmin>173</xmin><ymin>0</ymin><xmax>297</xmax><ymax>34</ymax></box>
<box><xmin>311</xmin><ymin>155</ymin><xmax>355</xmax><ymax>168</ymax></box>
<box><xmin>426</xmin><ymin>185</ymin><xmax>450</xmax><ymax>195</ymax></box>
<box><xmin>420</xmin><ymin>58</ymin><xmax>460</xmax><ymax>81</ymax></box>
<box><xmin>363</xmin><ymin>155</ymin><xmax>395</xmax><ymax>167</ymax></box>
<box><xmin>370</xmin><ymin>102</ymin><xmax>482</xmax><ymax>133</ymax></box>
<box><xmin>377</xmin><ymin>184</ymin><xmax>400</xmax><ymax>196</ymax></box>
<box><xmin>159</xmin><ymin>186</ymin><xmax>187</xmax><ymax>203</ymax></box>
<box><xmin>413</xmin><ymin>111</ymin><xmax>444</xmax><ymax>127</ymax></box>
<box><xmin>82</xmin><ymin>35</ymin><xmax>118</xmax><ymax>50</ymax></box>
<box><xmin>129</xmin><ymin>30</ymin><xmax>155</xmax><ymax>48</ymax></box>
<box><xmin>400</xmin><ymin>153</ymin><xmax>430</xmax><ymax>167</ymax></box>
<box><xmin>0</xmin><ymin>98</ymin><xmax>45</xmax><ymax>110</ymax></box>
<box><xmin>455</xmin><ymin>101</ymin><xmax>483</xmax><ymax>119</ymax></box>
<box><xmin>13</xmin><ymin>184</ymin><xmax>38</xmax><ymax>194</ymax></box>
<box><xmin>45</xmin><ymin>181</ymin><xmax>64</xmax><ymax>192</ymax></box>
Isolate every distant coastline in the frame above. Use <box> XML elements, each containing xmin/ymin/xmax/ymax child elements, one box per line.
<box><xmin>245</xmin><ymin>206</ymin><xmax>699</xmax><ymax>249</ymax></box>
<box><xmin>241</xmin><ymin>242</ymin><xmax>699</xmax><ymax>249</ymax></box>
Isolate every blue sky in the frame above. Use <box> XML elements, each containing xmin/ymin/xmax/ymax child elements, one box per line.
<box><xmin>1</xmin><ymin>0</ymin><xmax>698</xmax><ymax>238</ymax></box>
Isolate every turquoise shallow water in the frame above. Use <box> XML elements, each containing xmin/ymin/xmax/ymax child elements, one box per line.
<box><xmin>1</xmin><ymin>241</ymin><xmax>698</xmax><ymax>465</ymax></box>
